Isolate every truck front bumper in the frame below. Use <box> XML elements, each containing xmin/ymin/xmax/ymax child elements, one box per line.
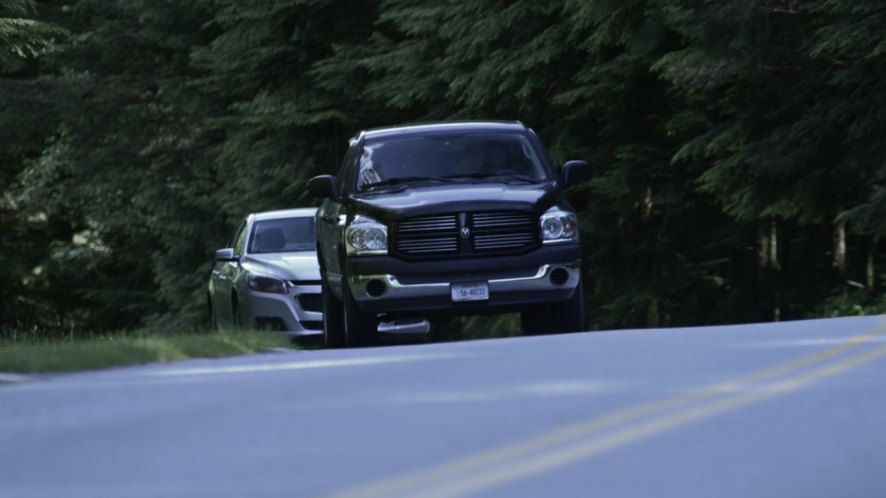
<box><xmin>345</xmin><ymin>243</ymin><xmax>582</xmax><ymax>315</ymax></box>
<box><xmin>349</xmin><ymin>264</ymin><xmax>580</xmax><ymax>314</ymax></box>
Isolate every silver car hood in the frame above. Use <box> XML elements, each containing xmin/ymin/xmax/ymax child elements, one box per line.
<box><xmin>241</xmin><ymin>251</ymin><xmax>321</xmax><ymax>282</ymax></box>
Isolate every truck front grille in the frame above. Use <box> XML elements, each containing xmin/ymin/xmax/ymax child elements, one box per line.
<box><xmin>397</xmin><ymin>214</ymin><xmax>458</xmax><ymax>233</ymax></box>
<box><xmin>394</xmin><ymin>211</ymin><xmax>538</xmax><ymax>258</ymax></box>
<box><xmin>471</xmin><ymin>212</ymin><xmax>536</xmax><ymax>252</ymax></box>
<box><xmin>397</xmin><ymin>237</ymin><xmax>459</xmax><ymax>254</ymax></box>
<box><xmin>395</xmin><ymin>214</ymin><xmax>459</xmax><ymax>256</ymax></box>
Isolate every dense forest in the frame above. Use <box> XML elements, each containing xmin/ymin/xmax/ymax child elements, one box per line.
<box><xmin>2</xmin><ymin>0</ymin><xmax>885</xmax><ymax>336</ymax></box>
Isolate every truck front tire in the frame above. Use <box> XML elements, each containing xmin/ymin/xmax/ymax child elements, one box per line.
<box><xmin>342</xmin><ymin>278</ymin><xmax>378</xmax><ymax>347</ymax></box>
<box><xmin>322</xmin><ymin>276</ymin><xmax>345</xmax><ymax>348</ymax></box>
<box><xmin>521</xmin><ymin>281</ymin><xmax>586</xmax><ymax>335</ymax></box>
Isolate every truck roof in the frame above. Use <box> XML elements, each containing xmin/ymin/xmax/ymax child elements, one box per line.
<box><xmin>362</xmin><ymin>121</ymin><xmax>527</xmax><ymax>141</ymax></box>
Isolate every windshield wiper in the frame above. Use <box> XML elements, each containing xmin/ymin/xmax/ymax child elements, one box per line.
<box><xmin>441</xmin><ymin>172</ymin><xmax>541</xmax><ymax>184</ymax></box>
<box><xmin>361</xmin><ymin>176</ymin><xmax>459</xmax><ymax>190</ymax></box>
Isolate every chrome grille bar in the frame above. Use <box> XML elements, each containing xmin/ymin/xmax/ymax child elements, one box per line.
<box><xmin>395</xmin><ymin>211</ymin><xmax>538</xmax><ymax>257</ymax></box>
<box><xmin>398</xmin><ymin>215</ymin><xmax>458</xmax><ymax>233</ymax></box>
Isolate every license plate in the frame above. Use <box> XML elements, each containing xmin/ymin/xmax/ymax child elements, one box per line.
<box><xmin>451</xmin><ymin>282</ymin><xmax>489</xmax><ymax>302</ymax></box>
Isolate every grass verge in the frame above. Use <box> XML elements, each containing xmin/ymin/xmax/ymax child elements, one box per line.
<box><xmin>0</xmin><ymin>330</ymin><xmax>294</xmax><ymax>374</ymax></box>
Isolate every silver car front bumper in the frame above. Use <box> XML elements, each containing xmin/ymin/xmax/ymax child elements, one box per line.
<box><xmin>242</xmin><ymin>284</ymin><xmax>323</xmax><ymax>337</ymax></box>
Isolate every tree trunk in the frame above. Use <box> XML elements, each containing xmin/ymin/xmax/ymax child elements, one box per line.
<box><xmin>758</xmin><ymin>219</ymin><xmax>781</xmax><ymax>321</ymax></box>
<box><xmin>642</xmin><ymin>185</ymin><xmax>653</xmax><ymax>221</ymax></box>
<box><xmin>647</xmin><ymin>296</ymin><xmax>660</xmax><ymax>328</ymax></box>
<box><xmin>833</xmin><ymin>221</ymin><xmax>847</xmax><ymax>276</ymax></box>
<box><xmin>758</xmin><ymin>219</ymin><xmax>780</xmax><ymax>270</ymax></box>
<box><xmin>769</xmin><ymin>219</ymin><xmax>779</xmax><ymax>270</ymax></box>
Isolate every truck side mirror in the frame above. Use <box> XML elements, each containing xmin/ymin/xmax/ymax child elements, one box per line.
<box><xmin>308</xmin><ymin>175</ymin><xmax>339</xmax><ymax>200</ymax></box>
<box><xmin>560</xmin><ymin>160</ymin><xmax>591</xmax><ymax>188</ymax></box>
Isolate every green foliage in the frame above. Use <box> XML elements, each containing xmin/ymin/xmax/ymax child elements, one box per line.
<box><xmin>0</xmin><ymin>0</ymin><xmax>66</xmax><ymax>72</ymax></box>
<box><xmin>2</xmin><ymin>0</ymin><xmax>884</xmax><ymax>334</ymax></box>
<box><xmin>813</xmin><ymin>290</ymin><xmax>886</xmax><ymax>319</ymax></box>
<box><xmin>0</xmin><ymin>329</ymin><xmax>292</xmax><ymax>372</ymax></box>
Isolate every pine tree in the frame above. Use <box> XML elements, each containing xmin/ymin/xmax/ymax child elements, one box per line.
<box><xmin>0</xmin><ymin>0</ymin><xmax>68</xmax><ymax>332</ymax></box>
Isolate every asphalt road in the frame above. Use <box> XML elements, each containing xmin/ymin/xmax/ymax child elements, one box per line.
<box><xmin>2</xmin><ymin>315</ymin><xmax>886</xmax><ymax>498</ymax></box>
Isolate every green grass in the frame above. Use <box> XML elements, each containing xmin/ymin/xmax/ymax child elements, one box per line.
<box><xmin>0</xmin><ymin>330</ymin><xmax>294</xmax><ymax>374</ymax></box>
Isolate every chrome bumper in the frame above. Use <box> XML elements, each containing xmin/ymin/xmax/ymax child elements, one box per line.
<box><xmin>348</xmin><ymin>264</ymin><xmax>580</xmax><ymax>304</ymax></box>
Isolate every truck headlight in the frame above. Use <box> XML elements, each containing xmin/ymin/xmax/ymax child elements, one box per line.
<box><xmin>248</xmin><ymin>276</ymin><xmax>289</xmax><ymax>294</ymax></box>
<box><xmin>540</xmin><ymin>208</ymin><xmax>578</xmax><ymax>243</ymax></box>
<box><xmin>345</xmin><ymin>215</ymin><xmax>388</xmax><ymax>255</ymax></box>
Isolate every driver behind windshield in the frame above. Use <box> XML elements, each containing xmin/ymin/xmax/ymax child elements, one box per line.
<box><xmin>483</xmin><ymin>141</ymin><xmax>517</xmax><ymax>173</ymax></box>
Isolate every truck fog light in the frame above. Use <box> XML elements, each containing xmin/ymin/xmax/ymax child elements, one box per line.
<box><xmin>366</xmin><ymin>279</ymin><xmax>387</xmax><ymax>297</ymax></box>
<box><xmin>549</xmin><ymin>267</ymin><xmax>570</xmax><ymax>286</ymax></box>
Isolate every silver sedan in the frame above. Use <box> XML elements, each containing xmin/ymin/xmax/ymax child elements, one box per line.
<box><xmin>208</xmin><ymin>208</ymin><xmax>322</xmax><ymax>337</ymax></box>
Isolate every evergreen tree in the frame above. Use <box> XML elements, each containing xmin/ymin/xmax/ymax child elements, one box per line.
<box><xmin>3</xmin><ymin>0</ymin><xmax>884</xmax><ymax>333</ymax></box>
<box><xmin>0</xmin><ymin>0</ymin><xmax>68</xmax><ymax>332</ymax></box>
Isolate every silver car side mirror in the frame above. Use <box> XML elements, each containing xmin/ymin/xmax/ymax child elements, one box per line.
<box><xmin>215</xmin><ymin>248</ymin><xmax>238</xmax><ymax>261</ymax></box>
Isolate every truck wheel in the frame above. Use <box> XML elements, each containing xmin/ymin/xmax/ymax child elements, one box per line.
<box><xmin>521</xmin><ymin>282</ymin><xmax>586</xmax><ymax>335</ymax></box>
<box><xmin>520</xmin><ymin>306</ymin><xmax>546</xmax><ymax>335</ymax></box>
<box><xmin>548</xmin><ymin>282</ymin><xmax>586</xmax><ymax>333</ymax></box>
<box><xmin>343</xmin><ymin>279</ymin><xmax>378</xmax><ymax>347</ymax></box>
<box><xmin>322</xmin><ymin>276</ymin><xmax>345</xmax><ymax>348</ymax></box>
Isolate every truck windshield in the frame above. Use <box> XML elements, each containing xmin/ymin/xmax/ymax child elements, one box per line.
<box><xmin>356</xmin><ymin>132</ymin><xmax>552</xmax><ymax>191</ymax></box>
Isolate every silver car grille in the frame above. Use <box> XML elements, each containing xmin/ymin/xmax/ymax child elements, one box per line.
<box><xmin>296</xmin><ymin>294</ymin><xmax>322</xmax><ymax>312</ymax></box>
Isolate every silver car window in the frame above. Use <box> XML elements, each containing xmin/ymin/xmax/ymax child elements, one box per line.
<box><xmin>231</xmin><ymin>220</ymin><xmax>248</xmax><ymax>255</ymax></box>
<box><xmin>249</xmin><ymin>217</ymin><xmax>316</xmax><ymax>254</ymax></box>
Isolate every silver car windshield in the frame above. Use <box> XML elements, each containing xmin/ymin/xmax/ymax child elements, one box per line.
<box><xmin>356</xmin><ymin>132</ymin><xmax>552</xmax><ymax>191</ymax></box>
<box><xmin>249</xmin><ymin>217</ymin><xmax>316</xmax><ymax>254</ymax></box>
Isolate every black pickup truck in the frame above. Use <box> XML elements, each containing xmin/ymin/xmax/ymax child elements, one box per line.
<box><xmin>309</xmin><ymin>121</ymin><xmax>590</xmax><ymax>347</ymax></box>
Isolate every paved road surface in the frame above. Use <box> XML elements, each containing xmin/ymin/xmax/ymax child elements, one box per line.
<box><xmin>2</xmin><ymin>315</ymin><xmax>886</xmax><ymax>498</ymax></box>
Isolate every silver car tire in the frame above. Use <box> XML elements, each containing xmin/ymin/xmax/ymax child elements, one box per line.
<box><xmin>208</xmin><ymin>296</ymin><xmax>218</xmax><ymax>332</ymax></box>
<box><xmin>231</xmin><ymin>293</ymin><xmax>242</xmax><ymax>330</ymax></box>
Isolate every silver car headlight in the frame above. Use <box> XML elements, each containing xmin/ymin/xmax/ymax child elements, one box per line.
<box><xmin>345</xmin><ymin>215</ymin><xmax>388</xmax><ymax>255</ymax></box>
<box><xmin>248</xmin><ymin>275</ymin><xmax>289</xmax><ymax>294</ymax></box>
<box><xmin>540</xmin><ymin>207</ymin><xmax>578</xmax><ymax>244</ymax></box>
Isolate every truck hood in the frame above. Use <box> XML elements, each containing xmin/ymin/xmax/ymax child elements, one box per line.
<box><xmin>241</xmin><ymin>251</ymin><xmax>321</xmax><ymax>282</ymax></box>
<box><xmin>349</xmin><ymin>182</ymin><xmax>561</xmax><ymax>220</ymax></box>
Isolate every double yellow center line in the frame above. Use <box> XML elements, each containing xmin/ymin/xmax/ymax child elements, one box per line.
<box><xmin>332</xmin><ymin>321</ymin><xmax>886</xmax><ymax>498</ymax></box>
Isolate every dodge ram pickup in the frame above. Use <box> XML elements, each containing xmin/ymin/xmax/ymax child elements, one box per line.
<box><xmin>309</xmin><ymin>121</ymin><xmax>590</xmax><ymax>347</ymax></box>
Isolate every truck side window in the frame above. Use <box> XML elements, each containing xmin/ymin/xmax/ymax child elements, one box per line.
<box><xmin>338</xmin><ymin>143</ymin><xmax>360</xmax><ymax>197</ymax></box>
